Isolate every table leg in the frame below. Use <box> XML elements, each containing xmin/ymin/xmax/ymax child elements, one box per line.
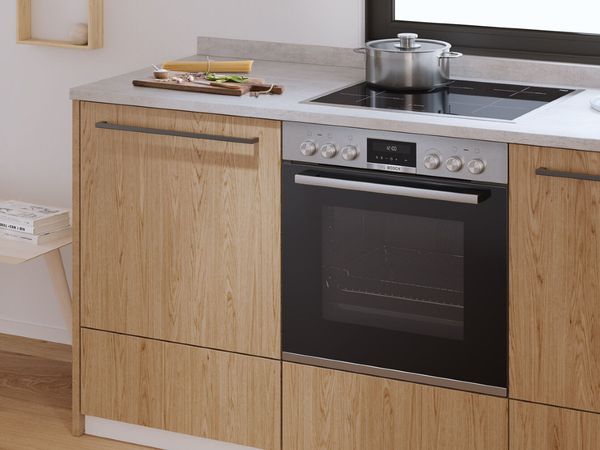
<box><xmin>44</xmin><ymin>248</ymin><xmax>72</xmax><ymax>337</ymax></box>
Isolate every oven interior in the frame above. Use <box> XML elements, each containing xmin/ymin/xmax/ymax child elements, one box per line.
<box><xmin>321</xmin><ymin>205</ymin><xmax>465</xmax><ymax>340</ymax></box>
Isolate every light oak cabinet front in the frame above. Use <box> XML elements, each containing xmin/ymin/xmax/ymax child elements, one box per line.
<box><xmin>79</xmin><ymin>102</ymin><xmax>281</xmax><ymax>359</ymax></box>
<box><xmin>282</xmin><ymin>363</ymin><xmax>508</xmax><ymax>450</ymax></box>
<box><xmin>510</xmin><ymin>145</ymin><xmax>600</xmax><ymax>413</ymax></box>
<box><xmin>81</xmin><ymin>329</ymin><xmax>281</xmax><ymax>450</ymax></box>
<box><xmin>510</xmin><ymin>401</ymin><xmax>600</xmax><ymax>450</ymax></box>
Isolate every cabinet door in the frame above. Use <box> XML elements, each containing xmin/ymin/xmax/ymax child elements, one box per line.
<box><xmin>511</xmin><ymin>401</ymin><xmax>600</xmax><ymax>450</ymax></box>
<box><xmin>282</xmin><ymin>363</ymin><xmax>508</xmax><ymax>450</ymax></box>
<box><xmin>80</xmin><ymin>103</ymin><xmax>281</xmax><ymax>358</ymax></box>
<box><xmin>510</xmin><ymin>145</ymin><xmax>600</xmax><ymax>412</ymax></box>
<box><xmin>81</xmin><ymin>329</ymin><xmax>281</xmax><ymax>450</ymax></box>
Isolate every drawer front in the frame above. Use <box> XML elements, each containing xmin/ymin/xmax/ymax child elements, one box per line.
<box><xmin>511</xmin><ymin>401</ymin><xmax>600</xmax><ymax>450</ymax></box>
<box><xmin>81</xmin><ymin>329</ymin><xmax>281</xmax><ymax>450</ymax></box>
<box><xmin>283</xmin><ymin>362</ymin><xmax>508</xmax><ymax>450</ymax></box>
<box><xmin>80</xmin><ymin>102</ymin><xmax>281</xmax><ymax>358</ymax></box>
<box><xmin>510</xmin><ymin>144</ymin><xmax>600</xmax><ymax>412</ymax></box>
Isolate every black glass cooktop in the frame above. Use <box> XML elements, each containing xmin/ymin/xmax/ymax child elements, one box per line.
<box><xmin>311</xmin><ymin>80</ymin><xmax>575</xmax><ymax>121</ymax></box>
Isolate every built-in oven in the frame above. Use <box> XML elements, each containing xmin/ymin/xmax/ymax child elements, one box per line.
<box><xmin>282</xmin><ymin>122</ymin><xmax>508</xmax><ymax>396</ymax></box>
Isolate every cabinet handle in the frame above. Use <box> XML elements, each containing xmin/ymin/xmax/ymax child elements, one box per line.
<box><xmin>536</xmin><ymin>167</ymin><xmax>600</xmax><ymax>182</ymax></box>
<box><xmin>95</xmin><ymin>121</ymin><xmax>259</xmax><ymax>145</ymax></box>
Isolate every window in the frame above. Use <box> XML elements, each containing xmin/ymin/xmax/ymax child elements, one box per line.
<box><xmin>366</xmin><ymin>0</ymin><xmax>600</xmax><ymax>64</ymax></box>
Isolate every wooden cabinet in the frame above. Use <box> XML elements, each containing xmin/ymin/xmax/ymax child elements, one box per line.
<box><xmin>511</xmin><ymin>400</ymin><xmax>600</xmax><ymax>450</ymax></box>
<box><xmin>75</xmin><ymin>103</ymin><xmax>282</xmax><ymax>446</ymax></box>
<box><xmin>81</xmin><ymin>329</ymin><xmax>281</xmax><ymax>450</ymax></box>
<box><xmin>509</xmin><ymin>145</ymin><xmax>600</xmax><ymax>413</ymax></box>
<box><xmin>79</xmin><ymin>102</ymin><xmax>281</xmax><ymax>359</ymax></box>
<box><xmin>73</xmin><ymin>103</ymin><xmax>600</xmax><ymax>449</ymax></box>
<box><xmin>282</xmin><ymin>363</ymin><xmax>508</xmax><ymax>450</ymax></box>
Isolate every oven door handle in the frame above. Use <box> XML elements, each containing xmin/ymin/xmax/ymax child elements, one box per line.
<box><xmin>294</xmin><ymin>174</ymin><xmax>483</xmax><ymax>204</ymax></box>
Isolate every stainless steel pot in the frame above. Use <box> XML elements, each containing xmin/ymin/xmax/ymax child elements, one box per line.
<box><xmin>357</xmin><ymin>33</ymin><xmax>462</xmax><ymax>91</ymax></box>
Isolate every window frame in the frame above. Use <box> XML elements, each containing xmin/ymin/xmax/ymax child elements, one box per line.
<box><xmin>366</xmin><ymin>0</ymin><xmax>600</xmax><ymax>65</ymax></box>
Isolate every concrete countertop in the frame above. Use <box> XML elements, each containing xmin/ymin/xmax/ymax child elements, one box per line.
<box><xmin>70</xmin><ymin>54</ymin><xmax>600</xmax><ymax>152</ymax></box>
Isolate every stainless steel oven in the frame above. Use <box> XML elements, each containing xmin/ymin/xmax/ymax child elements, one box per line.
<box><xmin>282</xmin><ymin>122</ymin><xmax>508</xmax><ymax>396</ymax></box>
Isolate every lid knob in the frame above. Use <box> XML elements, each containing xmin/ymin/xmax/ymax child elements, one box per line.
<box><xmin>397</xmin><ymin>33</ymin><xmax>421</xmax><ymax>49</ymax></box>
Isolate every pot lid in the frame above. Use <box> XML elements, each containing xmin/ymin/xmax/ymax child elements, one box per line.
<box><xmin>367</xmin><ymin>33</ymin><xmax>451</xmax><ymax>53</ymax></box>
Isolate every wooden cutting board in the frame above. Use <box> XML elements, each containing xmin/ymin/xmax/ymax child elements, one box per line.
<box><xmin>133</xmin><ymin>78</ymin><xmax>252</xmax><ymax>96</ymax></box>
<box><xmin>133</xmin><ymin>77</ymin><xmax>284</xmax><ymax>97</ymax></box>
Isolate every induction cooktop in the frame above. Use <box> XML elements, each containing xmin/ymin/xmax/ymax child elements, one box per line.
<box><xmin>310</xmin><ymin>80</ymin><xmax>576</xmax><ymax>121</ymax></box>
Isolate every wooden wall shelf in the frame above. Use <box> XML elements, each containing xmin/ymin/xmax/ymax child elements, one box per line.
<box><xmin>16</xmin><ymin>0</ymin><xmax>103</xmax><ymax>50</ymax></box>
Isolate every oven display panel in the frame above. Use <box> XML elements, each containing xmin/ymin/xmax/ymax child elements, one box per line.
<box><xmin>367</xmin><ymin>139</ymin><xmax>417</xmax><ymax>168</ymax></box>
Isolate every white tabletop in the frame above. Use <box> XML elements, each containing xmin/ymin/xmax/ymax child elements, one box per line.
<box><xmin>0</xmin><ymin>232</ymin><xmax>72</xmax><ymax>265</ymax></box>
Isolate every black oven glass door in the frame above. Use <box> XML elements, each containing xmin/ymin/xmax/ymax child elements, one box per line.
<box><xmin>282</xmin><ymin>162</ymin><xmax>507</xmax><ymax>390</ymax></box>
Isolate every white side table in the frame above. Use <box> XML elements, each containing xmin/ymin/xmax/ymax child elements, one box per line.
<box><xmin>0</xmin><ymin>233</ymin><xmax>73</xmax><ymax>336</ymax></box>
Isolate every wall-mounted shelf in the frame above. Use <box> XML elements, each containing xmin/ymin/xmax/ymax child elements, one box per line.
<box><xmin>16</xmin><ymin>0</ymin><xmax>104</xmax><ymax>50</ymax></box>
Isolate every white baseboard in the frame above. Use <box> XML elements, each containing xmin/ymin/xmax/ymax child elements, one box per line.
<box><xmin>85</xmin><ymin>417</ymin><xmax>258</xmax><ymax>450</ymax></box>
<box><xmin>0</xmin><ymin>317</ymin><xmax>70</xmax><ymax>344</ymax></box>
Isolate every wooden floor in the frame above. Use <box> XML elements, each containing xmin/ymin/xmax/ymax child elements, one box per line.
<box><xmin>0</xmin><ymin>333</ymin><xmax>150</xmax><ymax>450</ymax></box>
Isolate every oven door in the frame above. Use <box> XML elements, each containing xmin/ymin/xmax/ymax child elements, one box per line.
<box><xmin>282</xmin><ymin>162</ymin><xmax>507</xmax><ymax>396</ymax></box>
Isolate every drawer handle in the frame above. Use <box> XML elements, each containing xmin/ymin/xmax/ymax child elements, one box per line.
<box><xmin>536</xmin><ymin>167</ymin><xmax>600</xmax><ymax>182</ymax></box>
<box><xmin>95</xmin><ymin>121</ymin><xmax>260</xmax><ymax>145</ymax></box>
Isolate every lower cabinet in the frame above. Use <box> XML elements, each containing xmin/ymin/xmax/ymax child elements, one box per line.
<box><xmin>282</xmin><ymin>363</ymin><xmax>508</xmax><ymax>450</ymax></box>
<box><xmin>511</xmin><ymin>401</ymin><xmax>600</xmax><ymax>450</ymax></box>
<box><xmin>80</xmin><ymin>329</ymin><xmax>281</xmax><ymax>450</ymax></box>
<box><xmin>509</xmin><ymin>144</ymin><xmax>600</xmax><ymax>413</ymax></box>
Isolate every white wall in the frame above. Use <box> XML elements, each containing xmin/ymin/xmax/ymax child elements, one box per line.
<box><xmin>0</xmin><ymin>0</ymin><xmax>364</xmax><ymax>344</ymax></box>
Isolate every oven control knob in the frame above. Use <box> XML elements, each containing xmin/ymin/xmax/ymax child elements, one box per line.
<box><xmin>300</xmin><ymin>140</ymin><xmax>318</xmax><ymax>156</ymax></box>
<box><xmin>467</xmin><ymin>158</ymin><xmax>486</xmax><ymax>175</ymax></box>
<box><xmin>446</xmin><ymin>156</ymin><xmax>463</xmax><ymax>172</ymax></box>
<box><xmin>341</xmin><ymin>145</ymin><xmax>359</xmax><ymax>161</ymax></box>
<box><xmin>321</xmin><ymin>143</ymin><xmax>338</xmax><ymax>159</ymax></box>
<box><xmin>423</xmin><ymin>153</ymin><xmax>441</xmax><ymax>170</ymax></box>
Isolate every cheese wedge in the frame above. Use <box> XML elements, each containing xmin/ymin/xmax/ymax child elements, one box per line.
<box><xmin>162</xmin><ymin>60</ymin><xmax>254</xmax><ymax>73</ymax></box>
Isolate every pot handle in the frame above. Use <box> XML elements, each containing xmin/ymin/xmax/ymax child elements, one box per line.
<box><xmin>354</xmin><ymin>47</ymin><xmax>367</xmax><ymax>54</ymax></box>
<box><xmin>440</xmin><ymin>51</ymin><xmax>463</xmax><ymax>59</ymax></box>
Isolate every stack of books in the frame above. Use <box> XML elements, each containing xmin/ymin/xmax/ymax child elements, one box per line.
<box><xmin>0</xmin><ymin>200</ymin><xmax>71</xmax><ymax>245</ymax></box>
